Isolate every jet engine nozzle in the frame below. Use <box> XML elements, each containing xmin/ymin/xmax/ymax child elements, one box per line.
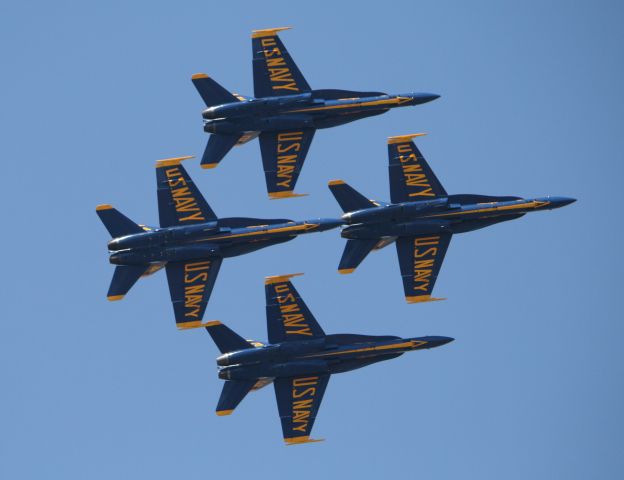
<box><xmin>216</xmin><ymin>353</ymin><xmax>231</xmax><ymax>367</ymax></box>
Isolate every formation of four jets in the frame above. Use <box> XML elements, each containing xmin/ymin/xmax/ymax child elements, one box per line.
<box><xmin>96</xmin><ymin>27</ymin><xmax>575</xmax><ymax>444</ymax></box>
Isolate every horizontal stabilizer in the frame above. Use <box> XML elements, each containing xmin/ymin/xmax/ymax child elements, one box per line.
<box><xmin>191</xmin><ymin>73</ymin><xmax>240</xmax><ymax>107</ymax></box>
<box><xmin>216</xmin><ymin>380</ymin><xmax>256</xmax><ymax>416</ymax></box>
<box><xmin>205</xmin><ymin>321</ymin><xmax>253</xmax><ymax>354</ymax></box>
<box><xmin>201</xmin><ymin>133</ymin><xmax>242</xmax><ymax>170</ymax></box>
<box><xmin>328</xmin><ymin>180</ymin><xmax>377</xmax><ymax>213</ymax></box>
<box><xmin>338</xmin><ymin>239</ymin><xmax>378</xmax><ymax>274</ymax></box>
<box><xmin>107</xmin><ymin>265</ymin><xmax>149</xmax><ymax>301</ymax></box>
<box><xmin>96</xmin><ymin>205</ymin><xmax>144</xmax><ymax>238</ymax></box>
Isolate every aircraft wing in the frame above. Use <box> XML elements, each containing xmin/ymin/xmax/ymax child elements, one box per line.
<box><xmin>274</xmin><ymin>374</ymin><xmax>330</xmax><ymax>444</ymax></box>
<box><xmin>265</xmin><ymin>274</ymin><xmax>325</xmax><ymax>343</ymax></box>
<box><xmin>166</xmin><ymin>257</ymin><xmax>222</xmax><ymax>328</ymax></box>
<box><xmin>395</xmin><ymin>233</ymin><xmax>452</xmax><ymax>303</ymax></box>
<box><xmin>259</xmin><ymin>128</ymin><xmax>315</xmax><ymax>198</ymax></box>
<box><xmin>156</xmin><ymin>156</ymin><xmax>217</xmax><ymax>228</ymax></box>
<box><xmin>251</xmin><ymin>27</ymin><xmax>311</xmax><ymax>98</ymax></box>
<box><xmin>388</xmin><ymin>134</ymin><xmax>447</xmax><ymax>203</ymax></box>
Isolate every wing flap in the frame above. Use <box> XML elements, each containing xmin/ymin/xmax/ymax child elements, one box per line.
<box><xmin>388</xmin><ymin>134</ymin><xmax>447</xmax><ymax>203</ymax></box>
<box><xmin>395</xmin><ymin>233</ymin><xmax>452</xmax><ymax>303</ymax></box>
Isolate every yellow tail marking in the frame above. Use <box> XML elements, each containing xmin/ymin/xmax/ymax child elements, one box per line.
<box><xmin>177</xmin><ymin>320</ymin><xmax>221</xmax><ymax>330</ymax></box>
<box><xmin>96</xmin><ymin>204</ymin><xmax>113</xmax><ymax>211</ymax></box>
<box><xmin>405</xmin><ymin>295</ymin><xmax>446</xmax><ymax>304</ymax></box>
<box><xmin>216</xmin><ymin>409</ymin><xmax>233</xmax><ymax>416</ymax></box>
<box><xmin>338</xmin><ymin>268</ymin><xmax>355</xmax><ymax>275</ymax></box>
<box><xmin>284</xmin><ymin>436</ymin><xmax>325</xmax><ymax>445</ymax></box>
<box><xmin>268</xmin><ymin>191</ymin><xmax>308</xmax><ymax>199</ymax></box>
<box><xmin>201</xmin><ymin>163</ymin><xmax>219</xmax><ymax>169</ymax></box>
<box><xmin>328</xmin><ymin>179</ymin><xmax>345</xmax><ymax>186</ymax></box>
<box><xmin>107</xmin><ymin>295</ymin><xmax>124</xmax><ymax>301</ymax></box>
<box><xmin>191</xmin><ymin>73</ymin><xmax>209</xmax><ymax>79</ymax></box>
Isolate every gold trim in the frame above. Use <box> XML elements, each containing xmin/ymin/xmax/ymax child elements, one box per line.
<box><xmin>265</xmin><ymin>273</ymin><xmax>304</xmax><ymax>285</ymax></box>
<box><xmin>251</xmin><ymin>26</ymin><xmax>291</xmax><ymax>38</ymax></box>
<box><xmin>155</xmin><ymin>155</ymin><xmax>195</xmax><ymax>167</ymax></box>
<box><xmin>387</xmin><ymin>133</ymin><xmax>427</xmax><ymax>144</ymax></box>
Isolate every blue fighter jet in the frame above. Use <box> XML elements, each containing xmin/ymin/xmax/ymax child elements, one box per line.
<box><xmin>96</xmin><ymin>156</ymin><xmax>340</xmax><ymax>329</ymax></box>
<box><xmin>328</xmin><ymin>134</ymin><xmax>576</xmax><ymax>303</ymax></box>
<box><xmin>191</xmin><ymin>27</ymin><xmax>439</xmax><ymax>199</ymax></box>
<box><xmin>205</xmin><ymin>273</ymin><xmax>453</xmax><ymax>444</ymax></box>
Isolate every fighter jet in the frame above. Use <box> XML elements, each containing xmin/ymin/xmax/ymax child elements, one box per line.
<box><xmin>328</xmin><ymin>134</ymin><xmax>576</xmax><ymax>303</ymax></box>
<box><xmin>205</xmin><ymin>273</ymin><xmax>453</xmax><ymax>444</ymax></box>
<box><xmin>96</xmin><ymin>156</ymin><xmax>341</xmax><ymax>329</ymax></box>
<box><xmin>192</xmin><ymin>27</ymin><xmax>439</xmax><ymax>199</ymax></box>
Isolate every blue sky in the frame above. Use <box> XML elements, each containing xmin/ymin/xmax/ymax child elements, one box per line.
<box><xmin>1</xmin><ymin>1</ymin><xmax>622</xmax><ymax>478</ymax></box>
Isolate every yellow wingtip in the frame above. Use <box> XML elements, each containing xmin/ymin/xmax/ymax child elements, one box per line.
<box><xmin>107</xmin><ymin>295</ymin><xmax>124</xmax><ymax>301</ymax></box>
<box><xmin>284</xmin><ymin>436</ymin><xmax>325</xmax><ymax>445</ymax></box>
<box><xmin>216</xmin><ymin>409</ymin><xmax>233</xmax><ymax>416</ymax></box>
<box><xmin>387</xmin><ymin>133</ymin><xmax>428</xmax><ymax>144</ymax></box>
<box><xmin>251</xmin><ymin>26</ymin><xmax>292</xmax><ymax>38</ymax></box>
<box><xmin>191</xmin><ymin>73</ymin><xmax>209</xmax><ymax>80</ymax></box>
<box><xmin>328</xmin><ymin>179</ymin><xmax>345</xmax><ymax>186</ymax></box>
<box><xmin>155</xmin><ymin>155</ymin><xmax>195</xmax><ymax>167</ymax></box>
<box><xmin>338</xmin><ymin>268</ymin><xmax>355</xmax><ymax>275</ymax></box>
<box><xmin>96</xmin><ymin>204</ymin><xmax>113</xmax><ymax>211</ymax></box>
<box><xmin>268</xmin><ymin>191</ymin><xmax>308</xmax><ymax>200</ymax></box>
<box><xmin>201</xmin><ymin>162</ymin><xmax>219</xmax><ymax>169</ymax></box>
<box><xmin>177</xmin><ymin>320</ymin><xmax>221</xmax><ymax>330</ymax></box>
<box><xmin>405</xmin><ymin>295</ymin><xmax>446</xmax><ymax>304</ymax></box>
<box><xmin>265</xmin><ymin>273</ymin><xmax>304</xmax><ymax>285</ymax></box>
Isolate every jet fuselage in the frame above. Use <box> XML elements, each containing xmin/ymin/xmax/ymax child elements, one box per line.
<box><xmin>202</xmin><ymin>90</ymin><xmax>439</xmax><ymax>135</ymax></box>
<box><xmin>217</xmin><ymin>334</ymin><xmax>453</xmax><ymax>381</ymax></box>
<box><xmin>340</xmin><ymin>195</ymin><xmax>576</xmax><ymax>240</ymax></box>
<box><xmin>107</xmin><ymin>217</ymin><xmax>342</xmax><ymax>266</ymax></box>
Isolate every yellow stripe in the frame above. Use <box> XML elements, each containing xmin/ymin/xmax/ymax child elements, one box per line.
<box><xmin>216</xmin><ymin>409</ymin><xmax>233</xmax><ymax>416</ymax></box>
<box><xmin>201</xmin><ymin>163</ymin><xmax>219</xmax><ymax>169</ymax></box>
<box><xmin>328</xmin><ymin>179</ymin><xmax>345</xmax><ymax>186</ymax></box>
<box><xmin>251</xmin><ymin>26</ymin><xmax>291</xmax><ymax>38</ymax></box>
<box><xmin>405</xmin><ymin>295</ymin><xmax>446</xmax><ymax>304</ymax></box>
<box><xmin>268</xmin><ymin>191</ymin><xmax>308</xmax><ymax>199</ymax></box>
<box><xmin>107</xmin><ymin>295</ymin><xmax>124</xmax><ymax>301</ymax></box>
<box><xmin>338</xmin><ymin>268</ymin><xmax>355</xmax><ymax>275</ymax></box>
<box><xmin>426</xmin><ymin>200</ymin><xmax>550</xmax><ymax>219</ymax></box>
<box><xmin>288</xmin><ymin>97</ymin><xmax>409</xmax><ymax>114</ymax></box>
<box><xmin>304</xmin><ymin>341</ymin><xmax>416</xmax><ymax>359</ymax></box>
<box><xmin>191</xmin><ymin>73</ymin><xmax>208</xmax><ymax>79</ymax></box>
<box><xmin>155</xmin><ymin>155</ymin><xmax>195</xmax><ymax>168</ymax></box>
<box><xmin>207</xmin><ymin>223</ymin><xmax>318</xmax><ymax>241</ymax></box>
<box><xmin>387</xmin><ymin>133</ymin><xmax>427</xmax><ymax>144</ymax></box>
<box><xmin>284</xmin><ymin>436</ymin><xmax>324</xmax><ymax>445</ymax></box>
<box><xmin>177</xmin><ymin>320</ymin><xmax>221</xmax><ymax>330</ymax></box>
<box><xmin>265</xmin><ymin>273</ymin><xmax>304</xmax><ymax>285</ymax></box>
<box><xmin>96</xmin><ymin>204</ymin><xmax>113</xmax><ymax>211</ymax></box>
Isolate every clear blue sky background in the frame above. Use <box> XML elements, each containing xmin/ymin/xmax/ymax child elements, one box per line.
<box><xmin>1</xmin><ymin>1</ymin><xmax>622</xmax><ymax>478</ymax></box>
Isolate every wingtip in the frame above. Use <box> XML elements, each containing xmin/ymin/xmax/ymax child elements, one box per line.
<box><xmin>251</xmin><ymin>26</ymin><xmax>292</xmax><ymax>38</ymax></box>
<box><xmin>177</xmin><ymin>320</ymin><xmax>221</xmax><ymax>330</ymax></box>
<box><xmin>191</xmin><ymin>73</ymin><xmax>209</xmax><ymax>80</ymax></box>
<box><xmin>201</xmin><ymin>162</ymin><xmax>219</xmax><ymax>170</ymax></box>
<box><xmin>338</xmin><ymin>268</ymin><xmax>355</xmax><ymax>275</ymax></box>
<box><xmin>405</xmin><ymin>295</ymin><xmax>446</xmax><ymax>304</ymax></box>
<box><xmin>268</xmin><ymin>191</ymin><xmax>308</xmax><ymax>200</ymax></box>
<box><xmin>328</xmin><ymin>179</ymin><xmax>345</xmax><ymax>186</ymax></box>
<box><xmin>284</xmin><ymin>436</ymin><xmax>325</xmax><ymax>445</ymax></box>
<box><xmin>387</xmin><ymin>133</ymin><xmax>427</xmax><ymax>144</ymax></box>
<box><xmin>107</xmin><ymin>295</ymin><xmax>124</xmax><ymax>301</ymax></box>
<box><xmin>96</xmin><ymin>204</ymin><xmax>113</xmax><ymax>211</ymax></box>
<box><xmin>265</xmin><ymin>273</ymin><xmax>304</xmax><ymax>285</ymax></box>
<box><xmin>216</xmin><ymin>409</ymin><xmax>233</xmax><ymax>416</ymax></box>
<box><xmin>155</xmin><ymin>155</ymin><xmax>195</xmax><ymax>167</ymax></box>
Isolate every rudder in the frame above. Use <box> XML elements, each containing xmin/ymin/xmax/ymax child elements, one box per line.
<box><xmin>96</xmin><ymin>204</ymin><xmax>144</xmax><ymax>238</ymax></box>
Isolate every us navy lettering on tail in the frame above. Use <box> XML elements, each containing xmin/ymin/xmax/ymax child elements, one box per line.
<box><xmin>275</xmin><ymin>283</ymin><xmax>313</xmax><ymax>336</ymax></box>
<box><xmin>165</xmin><ymin>167</ymin><xmax>206</xmax><ymax>222</ymax></box>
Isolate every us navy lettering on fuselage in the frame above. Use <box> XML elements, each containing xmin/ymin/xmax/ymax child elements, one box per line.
<box><xmin>276</xmin><ymin>131</ymin><xmax>303</xmax><ymax>189</ymax></box>
<box><xmin>397</xmin><ymin>143</ymin><xmax>435</xmax><ymax>197</ymax></box>
<box><xmin>165</xmin><ymin>167</ymin><xmax>206</xmax><ymax>222</ymax></box>
<box><xmin>412</xmin><ymin>236</ymin><xmax>440</xmax><ymax>293</ymax></box>
<box><xmin>183</xmin><ymin>260</ymin><xmax>212</xmax><ymax>318</ymax></box>
<box><xmin>260</xmin><ymin>37</ymin><xmax>298</xmax><ymax>93</ymax></box>
<box><xmin>291</xmin><ymin>376</ymin><xmax>319</xmax><ymax>432</ymax></box>
<box><xmin>274</xmin><ymin>283</ymin><xmax>313</xmax><ymax>336</ymax></box>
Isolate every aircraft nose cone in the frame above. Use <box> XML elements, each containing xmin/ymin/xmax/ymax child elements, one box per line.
<box><xmin>426</xmin><ymin>336</ymin><xmax>455</xmax><ymax>347</ymax></box>
<box><xmin>550</xmin><ymin>196</ymin><xmax>577</xmax><ymax>209</ymax></box>
<box><xmin>412</xmin><ymin>93</ymin><xmax>440</xmax><ymax>105</ymax></box>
